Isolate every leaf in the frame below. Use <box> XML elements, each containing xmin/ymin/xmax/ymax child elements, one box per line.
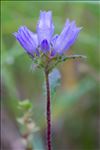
<box><xmin>49</xmin><ymin>68</ymin><xmax>61</xmax><ymax>98</ymax></box>
<box><xmin>18</xmin><ymin>99</ymin><xmax>32</xmax><ymax>112</ymax></box>
<box><xmin>58</xmin><ymin>54</ymin><xmax>87</xmax><ymax>62</ymax></box>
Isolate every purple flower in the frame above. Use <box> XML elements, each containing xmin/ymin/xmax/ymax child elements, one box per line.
<box><xmin>13</xmin><ymin>11</ymin><xmax>82</xmax><ymax>58</ymax></box>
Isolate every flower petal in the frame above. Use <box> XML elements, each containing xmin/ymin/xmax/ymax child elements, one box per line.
<box><xmin>37</xmin><ymin>11</ymin><xmax>54</xmax><ymax>46</ymax></box>
<box><xmin>51</xmin><ymin>34</ymin><xmax>59</xmax><ymax>46</ymax></box>
<box><xmin>64</xmin><ymin>27</ymin><xmax>82</xmax><ymax>53</ymax></box>
<box><xmin>54</xmin><ymin>19</ymin><xmax>82</xmax><ymax>54</ymax></box>
<box><xmin>13</xmin><ymin>26</ymin><xmax>39</xmax><ymax>56</ymax></box>
<box><xmin>51</xmin><ymin>34</ymin><xmax>59</xmax><ymax>56</ymax></box>
<box><xmin>40</xmin><ymin>39</ymin><xmax>50</xmax><ymax>53</ymax></box>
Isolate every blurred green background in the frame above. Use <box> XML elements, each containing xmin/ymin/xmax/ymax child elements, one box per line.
<box><xmin>1</xmin><ymin>1</ymin><xmax>100</xmax><ymax>150</ymax></box>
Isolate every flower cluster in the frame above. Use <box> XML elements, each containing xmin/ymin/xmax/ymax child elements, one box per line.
<box><xmin>14</xmin><ymin>11</ymin><xmax>81</xmax><ymax>57</ymax></box>
<box><xmin>14</xmin><ymin>11</ymin><xmax>82</xmax><ymax>72</ymax></box>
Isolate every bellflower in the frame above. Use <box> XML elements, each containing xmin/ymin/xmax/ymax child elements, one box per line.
<box><xmin>13</xmin><ymin>11</ymin><xmax>81</xmax><ymax>59</ymax></box>
<box><xmin>13</xmin><ymin>11</ymin><xmax>84</xmax><ymax>150</ymax></box>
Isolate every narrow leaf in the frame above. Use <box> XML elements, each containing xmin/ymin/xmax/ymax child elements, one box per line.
<box><xmin>62</xmin><ymin>55</ymin><xmax>87</xmax><ymax>61</ymax></box>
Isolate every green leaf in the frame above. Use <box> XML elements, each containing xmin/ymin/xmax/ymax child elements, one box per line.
<box><xmin>57</xmin><ymin>54</ymin><xmax>87</xmax><ymax>62</ymax></box>
<box><xmin>18</xmin><ymin>99</ymin><xmax>32</xmax><ymax>111</ymax></box>
<box><xmin>49</xmin><ymin>68</ymin><xmax>61</xmax><ymax>98</ymax></box>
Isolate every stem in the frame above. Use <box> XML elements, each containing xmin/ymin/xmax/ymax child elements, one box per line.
<box><xmin>45</xmin><ymin>70</ymin><xmax>52</xmax><ymax>150</ymax></box>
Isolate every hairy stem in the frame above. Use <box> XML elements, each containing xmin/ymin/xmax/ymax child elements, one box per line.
<box><xmin>45</xmin><ymin>70</ymin><xmax>51</xmax><ymax>150</ymax></box>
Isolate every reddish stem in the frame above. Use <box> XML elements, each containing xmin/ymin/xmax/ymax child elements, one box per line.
<box><xmin>45</xmin><ymin>70</ymin><xmax>51</xmax><ymax>150</ymax></box>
